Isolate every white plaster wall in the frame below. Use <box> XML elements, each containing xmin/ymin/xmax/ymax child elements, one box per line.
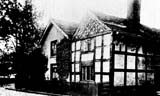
<box><xmin>41</xmin><ymin>25</ymin><xmax>66</xmax><ymax>80</ymax></box>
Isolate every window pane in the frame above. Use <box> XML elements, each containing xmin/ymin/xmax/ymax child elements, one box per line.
<box><xmin>138</xmin><ymin>47</ymin><xmax>143</xmax><ymax>54</ymax></box>
<box><xmin>66</xmin><ymin>74</ymin><xmax>70</xmax><ymax>82</ymax></box>
<box><xmin>127</xmin><ymin>47</ymin><xmax>136</xmax><ymax>53</ymax></box>
<box><xmin>95</xmin><ymin>74</ymin><xmax>101</xmax><ymax>83</ymax></box>
<box><xmin>96</xmin><ymin>47</ymin><xmax>102</xmax><ymax>59</ymax></box>
<box><xmin>103</xmin><ymin>75</ymin><xmax>109</xmax><ymax>82</ymax></box>
<box><xmin>137</xmin><ymin>57</ymin><xmax>145</xmax><ymax>70</ymax></box>
<box><xmin>72</xmin><ymin>75</ymin><xmax>75</xmax><ymax>82</ymax></box>
<box><xmin>103</xmin><ymin>46</ymin><xmax>110</xmax><ymax>59</ymax></box>
<box><xmin>147</xmin><ymin>73</ymin><xmax>154</xmax><ymax>84</ymax></box>
<box><xmin>114</xmin><ymin>72</ymin><xmax>124</xmax><ymax>86</ymax></box>
<box><xmin>81</xmin><ymin>40</ymin><xmax>88</xmax><ymax>52</ymax></box>
<box><xmin>115</xmin><ymin>44</ymin><xmax>120</xmax><ymax>51</ymax></box>
<box><xmin>81</xmin><ymin>39</ymin><xmax>94</xmax><ymax>52</ymax></box>
<box><xmin>127</xmin><ymin>72</ymin><xmax>135</xmax><ymax>86</ymax></box>
<box><xmin>72</xmin><ymin>42</ymin><xmax>75</xmax><ymax>51</ymax></box>
<box><xmin>72</xmin><ymin>52</ymin><xmax>75</xmax><ymax>62</ymax></box>
<box><xmin>75</xmin><ymin>51</ymin><xmax>80</xmax><ymax>61</ymax></box>
<box><xmin>76</xmin><ymin>75</ymin><xmax>80</xmax><ymax>82</ymax></box>
<box><xmin>103</xmin><ymin>61</ymin><xmax>110</xmax><ymax>72</ymax></box>
<box><xmin>120</xmin><ymin>44</ymin><xmax>125</xmax><ymax>52</ymax></box>
<box><xmin>103</xmin><ymin>34</ymin><xmax>111</xmax><ymax>45</ymax></box>
<box><xmin>82</xmin><ymin>53</ymin><xmax>94</xmax><ymax>61</ymax></box>
<box><xmin>127</xmin><ymin>56</ymin><xmax>135</xmax><ymax>69</ymax></box>
<box><xmin>72</xmin><ymin>64</ymin><xmax>74</xmax><ymax>72</ymax></box>
<box><xmin>76</xmin><ymin>41</ymin><xmax>81</xmax><ymax>50</ymax></box>
<box><xmin>95</xmin><ymin>62</ymin><xmax>101</xmax><ymax>72</ymax></box>
<box><xmin>146</xmin><ymin>57</ymin><xmax>152</xmax><ymax>70</ymax></box>
<box><xmin>115</xmin><ymin>54</ymin><xmax>125</xmax><ymax>69</ymax></box>
<box><xmin>115</xmin><ymin>44</ymin><xmax>125</xmax><ymax>51</ymax></box>
<box><xmin>75</xmin><ymin>64</ymin><xmax>80</xmax><ymax>72</ymax></box>
<box><xmin>96</xmin><ymin>36</ymin><xmax>102</xmax><ymax>46</ymax></box>
<box><xmin>138</xmin><ymin>73</ymin><xmax>145</xmax><ymax>85</ymax></box>
<box><xmin>90</xmin><ymin>38</ymin><xmax>95</xmax><ymax>50</ymax></box>
<box><xmin>51</xmin><ymin>41</ymin><xmax>56</xmax><ymax>56</ymax></box>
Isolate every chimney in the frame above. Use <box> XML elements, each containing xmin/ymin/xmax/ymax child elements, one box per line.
<box><xmin>127</xmin><ymin>0</ymin><xmax>141</xmax><ymax>23</ymax></box>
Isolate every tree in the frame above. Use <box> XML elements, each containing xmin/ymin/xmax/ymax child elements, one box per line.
<box><xmin>0</xmin><ymin>0</ymin><xmax>41</xmax><ymax>54</ymax></box>
<box><xmin>0</xmin><ymin>0</ymin><xmax>46</xmax><ymax>88</ymax></box>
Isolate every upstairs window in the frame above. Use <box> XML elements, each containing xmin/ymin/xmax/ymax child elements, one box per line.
<box><xmin>51</xmin><ymin>40</ymin><xmax>57</xmax><ymax>57</ymax></box>
<box><xmin>81</xmin><ymin>38</ymin><xmax>94</xmax><ymax>52</ymax></box>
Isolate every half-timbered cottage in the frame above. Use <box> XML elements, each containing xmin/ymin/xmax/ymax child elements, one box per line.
<box><xmin>70</xmin><ymin>12</ymin><xmax>159</xmax><ymax>95</ymax></box>
<box><xmin>40</xmin><ymin>0</ymin><xmax>160</xmax><ymax>95</ymax></box>
<box><xmin>70</xmin><ymin>0</ymin><xmax>160</xmax><ymax>95</ymax></box>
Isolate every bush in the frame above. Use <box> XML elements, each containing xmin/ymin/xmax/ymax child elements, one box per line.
<box><xmin>15</xmin><ymin>48</ymin><xmax>48</xmax><ymax>89</ymax></box>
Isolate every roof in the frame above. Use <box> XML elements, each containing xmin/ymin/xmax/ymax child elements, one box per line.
<box><xmin>54</xmin><ymin>19</ymin><xmax>78</xmax><ymax>36</ymax></box>
<box><xmin>92</xmin><ymin>11</ymin><xmax>127</xmax><ymax>26</ymax></box>
<box><xmin>93</xmin><ymin>11</ymin><xmax>160</xmax><ymax>53</ymax></box>
<box><xmin>73</xmin><ymin>11</ymin><xmax>112</xmax><ymax>40</ymax></box>
<box><xmin>39</xmin><ymin>19</ymin><xmax>78</xmax><ymax>45</ymax></box>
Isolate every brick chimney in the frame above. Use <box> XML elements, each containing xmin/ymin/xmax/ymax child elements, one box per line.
<box><xmin>127</xmin><ymin>0</ymin><xmax>141</xmax><ymax>33</ymax></box>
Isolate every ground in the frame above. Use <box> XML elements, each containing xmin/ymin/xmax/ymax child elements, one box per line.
<box><xmin>0</xmin><ymin>83</ymin><xmax>71</xmax><ymax>96</ymax></box>
<box><xmin>0</xmin><ymin>88</ymin><xmax>47</xmax><ymax>96</ymax></box>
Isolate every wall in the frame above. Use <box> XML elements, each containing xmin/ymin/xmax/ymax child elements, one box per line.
<box><xmin>41</xmin><ymin>24</ymin><xmax>66</xmax><ymax>80</ymax></box>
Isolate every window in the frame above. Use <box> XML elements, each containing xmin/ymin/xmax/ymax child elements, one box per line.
<box><xmin>138</xmin><ymin>72</ymin><xmax>145</xmax><ymax>85</ymax></box>
<box><xmin>103</xmin><ymin>46</ymin><xmax>110</xmax><ymax>59</ymax></box>
<box><xmin>95</xmin><ymin>47</ymin><xmax>102</xmax><ymax>59</ymax></box>
<box><xmin>95</xmin><ymin>74</ymin><xmax>101</xmax><ymax>83</ymax></box>
<box><xmin>103</xmin><ymin>34</ymin><xmax>111</xmax><ymax>45</ymax></box>
<box><xmin>127</xmin><ymin>56</ymin><xmax>135</xmax><ymax>69</ymax></box>
<box><xmin>103</xmin><ymin>75</ymin><xmax>109</xmax><ymax>82</ymax></box>
<box><xmin>76</xmin><ymin>41</ymin><xmax>81</xmax><ymax>50</ymax></box>
<box><xmin>81</xmin><ymin>38</ymin><xmax>94</xmax><ymax>52</ymax></box>
<box><xmin>75</xmin><ymin>51</ymin><xmax>80</xmax><ymax>62</ymax></box>
<box><xmin>71</xmin><ymin>41</ymin><xmax>82</xmax><ymax>82</ymax></box>
<box><xmin>114</xmin><ymin>72</ymin><xmax>124</xmax><ymax>86</ymax></box>
<box><xmin>95</xmin><ymin>62</ymin><xmax>101</xmax><ymax>72</ymax></box>
<box><xmin>113</xmin><ymin>44</ymin><xmax>154</xmax><ymax>86</ymax></box>
<box><xmin>127</xmin><ymin>72</ymin><xmax>136</xmax><ymax>86</ymax></box>
<box><xmin>137</xmin><ymin>57</ymin><xmax>145</xmax><ymax>70</ymax></box>
<box><xmin>115</xmin><ymin>54</ymin><xmax>125</xmax><ymax>69</ymax></box>
<box><xmin>81</xmin><ymin>53</ymin><xmax>94</xmax><ymax>61</ymax></box>
<box><xmin>96</xmin><ymin>36</ymin><xmax>102</xmax><ymax>46</ymax></box>
<box><xmin>51</xmin><ymin>40</ymin><xmax>57</xmax><ymax>57</ymax></box>
<box><xmin>103</xmin><ymin>61</ymin><xmax>110</xmax><ymax>72</ymax></box>
<box><xmin>72</xmin><ymin>42</ymin><xmax>75</xmax><ymax>51</ymax></box>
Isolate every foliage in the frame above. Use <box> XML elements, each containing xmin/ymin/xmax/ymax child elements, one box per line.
<box><xmin>15</xmin><ymin>48</ymin><xmax>48</xmax><ymax>89</ymax></box>
<box><xmin>57</xmin><ymin>39</ymin><xmax>71</xmax><ymax>80</ymax></box>
<box><xmin>0</xmin><ymin>0</ymin><xmax>46</xmax><ymax>89</ymax></box>
<box><xmin>0</xmin><ymin>0</ymin><xmax>42</xmax><ymax>54</ymax></box>
<box><xmin>28</xmin><ymin>48</ymin><xmax>48</xmax><ymax>81</ymax></box>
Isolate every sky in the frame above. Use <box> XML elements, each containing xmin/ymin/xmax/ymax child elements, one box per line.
<box><xmin>23</xmin><ymin>0</ymin><xmax>160</xmax><ymax>29</ymax></box>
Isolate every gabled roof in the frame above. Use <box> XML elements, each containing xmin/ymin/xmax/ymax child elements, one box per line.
<box><xmin>40</xmin><ymin>19</ymin><xmax>78</xmax><ymax>45</ymax></box>
<box><xmin>54</xmin><ymin>19</ymin><xmax>78</xmax><ymax>36</ymax></box>
<box><xmin>73</xmin><ymin>11</ymin><xmax>112</xmax><ymax>40</ymax></box>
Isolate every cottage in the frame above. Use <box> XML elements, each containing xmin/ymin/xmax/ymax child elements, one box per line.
<box><xmin>40</xmin><ymin>19</ymin><xmax>77</xmax><ymax>80</ymax></box>
<box><xmin>70</xmin><ymin>12</ymin><xmax>159</xmax><ymax>95</ymax></box>
<box><xmin>40</xmin><ymin>0</ymin><xmax>160</xmax><ymax>95</ymax></box>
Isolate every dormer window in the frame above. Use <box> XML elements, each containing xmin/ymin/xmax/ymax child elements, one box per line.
<box><xmin>51</xmin><ymin>40</ymin><xmax>57</xmax><ymax>57</ymax></box>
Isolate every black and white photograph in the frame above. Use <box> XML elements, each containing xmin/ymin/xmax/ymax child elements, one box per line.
<box><xmin>0</xmin><ymin>0</ymin><xmax>160</xmax><ymax>96</ymax></box>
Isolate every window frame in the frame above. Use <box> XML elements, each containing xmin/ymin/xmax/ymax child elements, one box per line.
<box><xmin>113</xmin><ymin>44</ymin><xmax>155</xmax><ymax>86</ymax></box>
<box><xmin>50</xmin><ymin>40</ymin><xmax>57</xmax><ymax>57</ymax></box>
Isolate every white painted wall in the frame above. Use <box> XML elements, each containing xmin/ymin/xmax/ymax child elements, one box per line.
<box><xmin>41</xmin><ymin>23</ymin><xmax>66</xmax><ymax>80</ymax></box>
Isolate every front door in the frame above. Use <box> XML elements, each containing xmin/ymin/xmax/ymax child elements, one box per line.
<box><xmin>50</xmin><ymin>63</ymin><xmax>58</xmax><ymax>80</ymax></box>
